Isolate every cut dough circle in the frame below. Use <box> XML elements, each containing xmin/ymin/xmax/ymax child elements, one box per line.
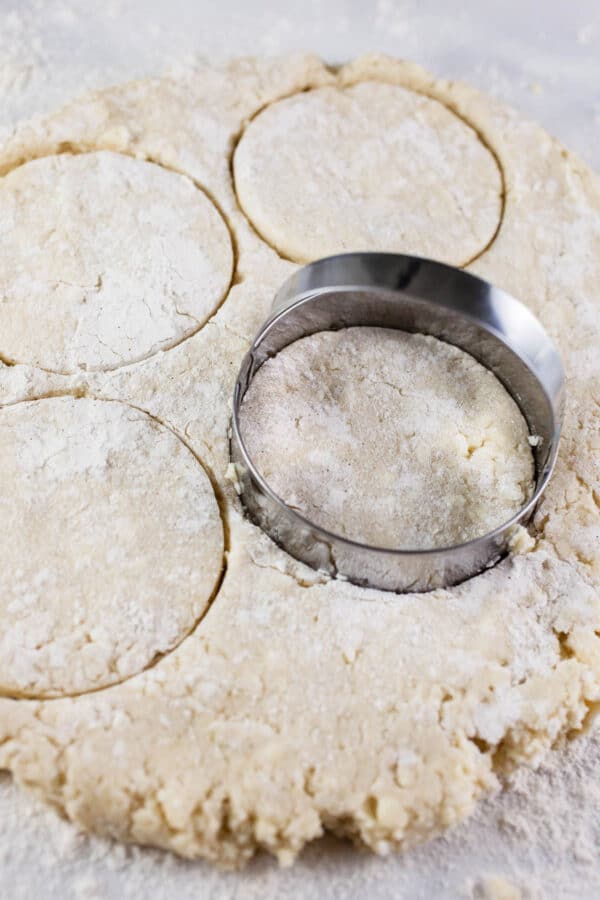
<box><xmin>239</xmin><ymin>327</ymin><xmax>534</xmax><ymax>549</ymax></box>
<box><xmin>233</xmin><ymin>82</ymin><xmax>503</xmax><ymax>265</ymax></box>
<box><xmin>0</xmin><ymin>151</ymin><xmax>234</xmax><ymax>374</ymax></box>
<box><xmin>0</xmin><ymin>396</ymin><xmax>224</xmax><ymax>698</ymax></box>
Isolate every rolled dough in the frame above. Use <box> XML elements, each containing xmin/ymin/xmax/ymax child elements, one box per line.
<box><xmin>239</xmin><ymin>327</ymin><xmax>534</xmax><ymax>549</ymax></box>
<box><xmin>0</xmin><ymin>55</ymin><xmax>598</xmax><ymax>870</ymax></box>
<box><xmin>0</xmin><ymin>151</ymin><xmax>233</xmax><ymax>373</ymax></box>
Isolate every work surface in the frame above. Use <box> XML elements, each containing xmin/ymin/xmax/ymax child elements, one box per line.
<box><xmin>1</xmin><ymin>1</ymin><xmax>599</xmax><ymax>897</ymax></box>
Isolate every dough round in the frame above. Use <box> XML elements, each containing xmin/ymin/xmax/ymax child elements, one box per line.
<box><xmin>0</xmin><ymin>151</ymin><xmax>233</xmax><ymax>374</ymax></box>
<box><xmin>233</xmin><ymin>83</ymin><xmax>502</xmax><ymax>265</ymax></box>
<box><xmin>0</xmin><ymin>396</ymin><xmax>224</xmax><ymax>698</ymax></box>
<box><xmin>240</xmin><ymin>327</ymin><xmax>534</xmax><ymax>549</ymax></box>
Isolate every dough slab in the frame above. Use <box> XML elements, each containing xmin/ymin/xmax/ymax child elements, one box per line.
<box><xmin>0</xmin><ymin>55</ymin><xmax>598</xmax><ymax>869</ymax></box>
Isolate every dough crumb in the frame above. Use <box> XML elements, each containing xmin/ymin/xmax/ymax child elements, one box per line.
<box><xmin>508</xmin><ymin>526</ymin><xmax>536</xmax><ymax>555</ymax></box>
<box><xmin>225</xmin><ymin>461</ymin><xmax>244</xmax><ymax>495</ymax></box>
<box><xmin>471</xmin><ymin>875</ymin><xmax>527</xmax><ymax>900</ymax></box>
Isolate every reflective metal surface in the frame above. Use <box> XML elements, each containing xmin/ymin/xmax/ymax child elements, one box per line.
<box><xmin>231</xmin><ymin>253</ymin><xmax>565</xmax><ymax>593</ymax></box>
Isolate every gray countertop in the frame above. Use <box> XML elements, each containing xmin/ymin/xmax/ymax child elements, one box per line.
<box><xmin>2</xmin><ymin>0</ymin><xmax>599</xmax><ymax>168</ymax></box>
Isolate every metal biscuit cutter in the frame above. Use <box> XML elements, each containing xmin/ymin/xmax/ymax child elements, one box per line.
<box><xmin>230</xmin><ymin>253</ymin><xmax>565</xmax><ymax>593</ymax></box>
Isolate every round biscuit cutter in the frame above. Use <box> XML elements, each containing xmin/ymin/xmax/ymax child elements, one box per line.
<box><xmin>230</xmin><ymin>253</ymin><xmax>565</xmax><ymax>593</ymax></box>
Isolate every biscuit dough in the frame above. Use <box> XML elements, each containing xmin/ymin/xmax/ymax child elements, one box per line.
<box><xmin>0</xmin><ymin>55</ymin><xmax>598</xmax><ymax>869</ymax></box>
<box><xmin>0</xmin><ymin>151</ymin><xmax>233</xmax><ymax>373</ymax></box>
<box><xmin>233</xmin><ymin>82</ymin><xmax>503</xmax><ymax>265</ymax></box>
<box><xmin>0</xmin><ymin>396</ymin><xmax>224</xmax><ymax>697</ymax></box>
<box><xmin>240</xmin><ymin>327</ymin><xmax>534</xmax><ymax>549</ymax></box>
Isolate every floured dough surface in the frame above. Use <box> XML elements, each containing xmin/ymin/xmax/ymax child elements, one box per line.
<box><xmin>240</xmin><ymin>327</ymin><xmax>534</xmax><ymax>549</ymax></box>
<box><xmin>0</xmin><ymin>151</ymin><xmax>233</xmax><ymax>373</ymax></box>
<box><xmin>0</xmin><ymin>55</ymin><xmax>598</xmax><ymax>871</ymax></box>
<box><xmin>233</xmin><ymin>82</ymin><xmax>502</xmax><ymax>265</ymax></box>
<box><xmin>0</xmin><ymin>396</ymin><xmax>224</xmax><ymax>697</ymax></box>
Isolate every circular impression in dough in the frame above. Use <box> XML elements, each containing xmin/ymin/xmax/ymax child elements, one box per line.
<box><xmin>233</xmin><ymin>83</ymin><xmax>503</xmax><ymax>265</ymax></box>
<box><xmin>0</xmin><ymin>396</ymin><xmax>224</xmax><ymax>698</ymax></box>
<box><xmin>239</xmin><ymin>327</ymin><xmax>534</xmax><ymax>549</ymax></box>
<box><xmin>0</xmin><ymin>151</ymin><xmax>234</xmax><ymax>374</ymax></box>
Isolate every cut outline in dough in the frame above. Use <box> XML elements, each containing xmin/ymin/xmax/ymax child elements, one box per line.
<box><xmin>230</xmin><ymin>82</ymin><xmax>507</xmax><ymax>268</ymax></box>
<box><xmin>0</xmin><ymin>392</ymin><xmax>229</xmax><ymax>703</ymax></box>
<box><xmin>0</xmin><ymin>150</ymin><xmax>239</xmax><ymax>376</ymax></box>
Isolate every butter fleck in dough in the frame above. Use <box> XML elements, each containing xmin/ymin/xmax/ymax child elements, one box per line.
<box><xmin>240</xmin><ymin>327</ymin><xmax>534</xmax><ymax>549</ymax></box>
